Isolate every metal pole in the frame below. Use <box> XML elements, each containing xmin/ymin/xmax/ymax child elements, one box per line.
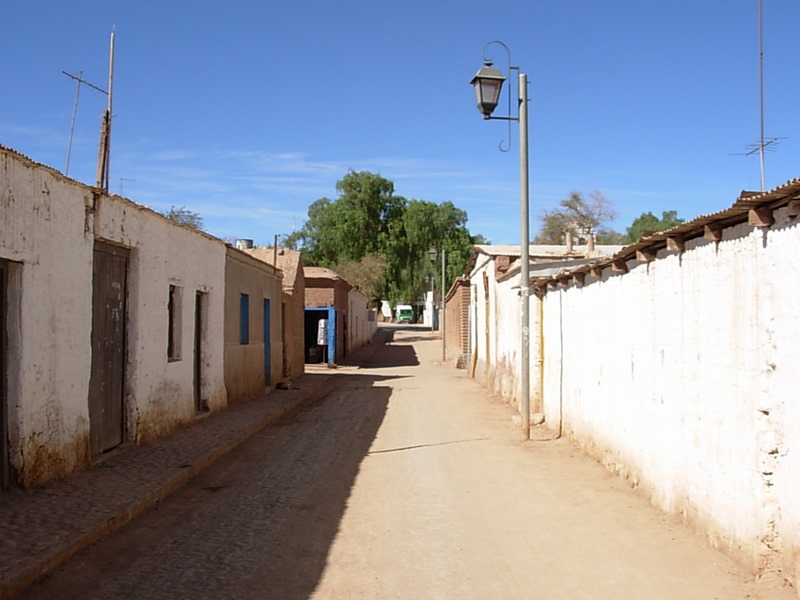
<box><xmin>441</xmin><ymin>249</ymin><xmax>446</xmax><ymax>362</ymax></box>
<box><xmin>430</xmin><ymin>275</ymin><xmax>435</xmax><ymax>331</ymax></box>
<box><xmin>758</xmin><ymin>0</ymin><xmax>765</xmax><ymax>192</ymax></box>
<box><xmin>519</xmin><ymin>72</ymin><xmax>530</xmax><ymax>439</ymax></box>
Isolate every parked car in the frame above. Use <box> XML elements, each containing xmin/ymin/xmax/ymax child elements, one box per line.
<box><xmin>395</xmin><ymin>304</ymin><xmax>414</xmax><ymax>324</ymax></box>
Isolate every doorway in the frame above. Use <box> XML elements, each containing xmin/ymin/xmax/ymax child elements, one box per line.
<box><xmin>88</xmin><ymin>242</ymin><xmax>129</xmax><ymax>455</ymax></box>
<box><xmin>0</xmin><ymin>260</ymin><xmax>8</xmax><ymax>489</ymax></box>
<box><xmin>194</xmin><ymin>291</ymin><xmax>207</xmax><ymax>413</ymax></box>
<box><xmin>263</xmin><ymin>299</ymin><xmax>271</xmax><ymax>386</ymax></box>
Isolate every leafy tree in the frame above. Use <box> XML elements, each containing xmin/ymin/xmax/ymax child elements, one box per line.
<box><xmin>622</xmin><ymin>210</ymin><xmax>684</xmax><ymax>243</ymax></box>
<box><xmin>332</xmin><ymin>254</ymin><xmax>388</xmax><ymax>305</ymax></box>
<box><xmin>534</xmin><ymin>191</ymin><xmax>619</xmax><ymax>245</ymax></box>
<box><xmin>161</xmin><ymin>205</ymin><xmax>204</xmax><ymax>230</ymax></box>
<box><xmin>289</xmin><ymin>170</ymin><xmax>484</xmax><ymax>304</ymax></box>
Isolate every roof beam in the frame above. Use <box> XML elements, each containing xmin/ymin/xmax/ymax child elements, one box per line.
<box><xmin>749</xmin><ymin>207</ymin><xmax>774</xmax><ymax>227</ymax></box>
<box><xmin>666</xmin><ymin>236</ymin><xmax>685</xmax><ymax>252</ymax></box>
<box><xmin>704</xmin><ymin>224</ymin><xmax>722</xmax><ymax>242</ymax></box>
<box><xmin>636</xmin><ymin>248</ymin><xmax>657</xmax><ymax>263</ymax></box>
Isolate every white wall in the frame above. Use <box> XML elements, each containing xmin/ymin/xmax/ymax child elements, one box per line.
<box><xmin>95</xmin><ymin>197</ymin><xmax>227</xmax><ymax>441</ymax></box>
<box><xmin>1</xmin><ymin>147</ymin><xmax>227</xmax><ymax>485</ymax></box>
<box><xmin>347</xmin><ymin>289</ymin><xmax>375</xmax><ymax>353</ymax></box>
<box><xmin>469</xmin><ymin>255</ymin><xmax>494</xmax><ymax>386</ymax></box>
<box><xmin>1</xmin><ymin>152</ymin><xmax>95</xmax><ymax>484</ymax></box>
<box><xmin>542</xmin><ymin>210</ymin><xmax>799</xmax><ymax>586</ymax></box>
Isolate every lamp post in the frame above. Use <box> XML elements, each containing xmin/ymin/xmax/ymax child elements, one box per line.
<box><xmin>471</xmin><ymin>40</ymin><xmax>530</xmax><ymax>439</ymax></box>
<box><xmin>428</xmin><ymin>247</ymin><xmax>437</xmax><ymax>332</ymax></box>
<box><xmin>440</xmin><ymin>249</ymin><xmax>446</xmax><ymax>363</ymax></box>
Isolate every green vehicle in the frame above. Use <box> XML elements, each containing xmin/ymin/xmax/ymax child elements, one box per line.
<box><xmin>395</xmin><ymin>304</ymin><xmax>414</xmax><ymax>324</ymax></box>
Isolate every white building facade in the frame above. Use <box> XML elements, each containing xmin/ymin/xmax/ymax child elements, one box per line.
<box><xmin>1</xmin><ymin>146</ymin><xmax>227</xmax><ymax>487</ymax></box>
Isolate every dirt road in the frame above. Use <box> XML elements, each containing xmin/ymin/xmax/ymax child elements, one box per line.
<box><xmin>17</xmin><ymin>327</ymin><xmax>795</xmax><ymax>599</ymax></box>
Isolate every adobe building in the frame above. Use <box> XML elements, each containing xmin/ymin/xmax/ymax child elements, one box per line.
<box><xmin>303</xmin><ymin>267</ymin><xmax>375</xmax><ymax>364</ymax></box>
<box><xmin>243</xmin><ymin>247</ymin><xmax>306</xmax><ymax>383</ymax></box>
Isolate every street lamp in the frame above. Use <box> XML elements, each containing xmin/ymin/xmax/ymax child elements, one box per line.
<box><xmin>428</xmin><ymin>248</ymin><xmax>437</xmax><ymax>331</ymax></box>
<box><xmin>440</xmin><ymin>249</ymin><xmax>446</xmax><ymax>363</ymax></box>
<box><xmin>471</xmin><ymin>40</ymin><xmax>530</xmax><ymax>439</ymax></box>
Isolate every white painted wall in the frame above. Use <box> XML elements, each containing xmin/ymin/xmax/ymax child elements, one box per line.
<box><xmin>468</xmin><ymin>255</ymin><xmax>494</xmax><ymax>386</ymax></box>
<box><xmin>96</xmin><ymin>197</ymin><xmax>227</xmax><ymax>441</ymax></box>
<box><xmin>541</xmin><ymin>210</ymin><xmax>799</xmax><ymax>587</ymax></box>
<box><xmin>347</xmin><ymin>289</ymin><xmax>376</xmax><ymax>353</ymax></box>
<box><xmin>1</xmin><ymin>147</ymin><xmax>227</xmax><ymax>485</ymax></box>
<box><xmin>1</xmin><ymin>152</ymin><xmax>95</xmax><ymax>484</ymax></box>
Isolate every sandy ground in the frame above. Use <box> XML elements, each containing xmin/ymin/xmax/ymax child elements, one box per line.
<box><xmin>16</xmin><ymin>326</ymin><xmax>795</xmax><ymax>599</ymax></box>
<box><xmin>310</xmin><ymin>328</ymin><xmax>795</xmax><ymax>599</ymax></box>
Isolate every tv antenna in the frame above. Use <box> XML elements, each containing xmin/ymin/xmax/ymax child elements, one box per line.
<box><xmin>119</xmin><ymin>177</ymin><xmax>136</xmax><ymax>195</ymax></box>
<box><xmin>61</xmin><ymin>69</ymin><xmax>107</xmax><ymax>176</ymax></box>
<box><xmin>739</xmin><ymin>0</ymin><xmax>784</xmax><ymax>192</ymax></box>
<box><xmin>62</xmin><ymin>29</ymin><xmax>115</xmax><ymax>191</ymax></box>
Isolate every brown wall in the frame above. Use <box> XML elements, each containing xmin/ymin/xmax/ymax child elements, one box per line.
<box><xmin>445</xmin><ymin>277</ymin><xmax>471</xmax><ymax>367</ymax></box>
<box><xmin>224</xmin><ymin>248</ymin><xmax>283</xmax><ymax>405</ymax></box>
<box><xmin>305</xmin><ymin>277</ymin><xmax>350</xmax><ymax>360</ymax></box>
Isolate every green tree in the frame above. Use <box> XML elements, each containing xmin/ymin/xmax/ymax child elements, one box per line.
<box><xmin>289</xmin><ymin>170</ymin><xmax>484</xmax><ymax>304</ymax></box>
<box><xmin>534</xmin><ymin>191</ymin><xmax>619</xmax><ymax>245</ymax></box>
<box><xmin>161</xmin><ymin>205</ymin><xmax>204</xmax><ymax>230</ymax></box>
<box><xmin>622</xmin><ymin>210</ymin><xmax>684</xmax><ymax>243</ymax></box>
<box><xmin>332</xmin><ymin>254</ymin><xmax>389</xmax><ymax>305</ymax></box>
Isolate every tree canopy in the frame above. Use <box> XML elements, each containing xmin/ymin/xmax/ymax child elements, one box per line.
<box><xmin>622</xmin><ymin>210</ymin><xmax>685</xmax><ymax>243</ymax></box>
<box><xmin>534</xmin><ymin>191</ymin><xmax>620</xmax><ymax>244</ymax></box>
<box><xmin>287</xmin><ymin>170</ymin><xmax>485</xmax><ymax>305</ymax></box>
<box><xmin>161</xmin><ymin>205</ymin><xmax>204</xmax><ymax>230</ymax></box>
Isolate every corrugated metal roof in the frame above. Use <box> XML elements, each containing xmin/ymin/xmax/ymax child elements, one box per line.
<box><xmin>473</xmin><ymin>243</ymin><xmax>622</xmax><ymax>258</ymax></box>
<box><xmin>536</xmin><ymin>177</ymin><xmax>800</xmax><ymax>290</ymax></box>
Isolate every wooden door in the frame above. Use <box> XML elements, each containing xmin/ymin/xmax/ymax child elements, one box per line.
<box><xmin>194</xmin><ymin>291</ymin><xmax>206</xmax><ymax>413</ymax></box>
<box><xmin>263</xmin><ymin>299</ymin><xmax>271</xmax><ymax>386</ymax></box>
<box><xmin>0</xmin><ymin>260</ymin><xmax>8</xmax><ymax>489</ymax></box>
<box><xmin>88</xmin><ymin>242</ymin><xmax>128</xmax><ymax>454</ymax></box>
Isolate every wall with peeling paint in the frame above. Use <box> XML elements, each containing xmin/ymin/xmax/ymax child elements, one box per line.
<box><xmin>541</xmin><ymin>207</ymin><xmax>799</xmax><ymax>587</ymax></box>
<box><xmin>1</xmin><ymin>149</ymin><xmax>95</xmax><ymax>485</ymax></box>
<box><xmin>94</xmin><ymin>194</ymin><xmax>228</xmax><ymax>443</ymax></box>
<box><xmin>0</xmin><ymin>146</ymin><xmax>228</xmax><ymax>486</ymax></box>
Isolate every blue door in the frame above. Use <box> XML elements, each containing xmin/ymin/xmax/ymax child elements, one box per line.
<box><xmin>327</xmin><ymin>306</ymin><xmax>337</xmax><ymax>365</ymax></box>
<box><xmin>263</xmin><ymin>299</ymin><xmax>271</xmax><ymax>386</ymax></box>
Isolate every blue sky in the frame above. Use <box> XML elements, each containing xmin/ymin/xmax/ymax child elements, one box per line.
<box><xmin>2</xmin><ymin>1</ymin><xmax>798</xmax><ymax>246</ymax></box>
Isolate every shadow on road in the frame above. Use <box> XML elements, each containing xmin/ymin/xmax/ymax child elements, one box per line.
<box><xmin>13</xmin><ymin>372</ymin><xmax>394</xmax><ymax>600</ymax></box>
<box><xmin>343</xmin><ymin>325</ymin><xmax>427</xmax><ymax>369</ymax></box>
<box><xmin>255</xmin><ymin>373</ymin><xmax>391</xmax><ymax>599</ymax></box>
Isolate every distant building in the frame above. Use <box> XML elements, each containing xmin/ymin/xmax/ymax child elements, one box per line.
<box><xmin>244</xmin><ymin>248</ymin><xmax>306</xmax><ymax>383</ymax></box>
<box><xmin>303</xmin><ymin>267</ymin><xmax>375</xmax><ymax>364</ymax></box>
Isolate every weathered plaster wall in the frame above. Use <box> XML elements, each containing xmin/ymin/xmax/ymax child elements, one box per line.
<box><xmin>1</xmin><ymin>150</ymin><xmax>94</xmax><ymax>485</ymax></box>
<box><xmin>95</xmin><ymin>196</ymin><xmax>228</xmax><ymax>442</ymax></box>
<box><xmin>469</xmin><ymin>255</ymin><xmax>494</xmax><ymax>387</ymax></box>
<box><xmin>469</xmin><ymin>257</ymin><xmax>541</xmax><ymax>413</ymax></box>
<box><xmin>541</xmin><ymin>210</ymin><xmax>799</xmax><ymax>585</ymax></box>
<box><xmin>492</xmin><ymin>274</ymin><xmax>523</xmax><ymax>405</ymax></box>
<box><xmin>1</xmin><ymin>146</ymin><xmax>228</xmax><ymax>485</ymax></box>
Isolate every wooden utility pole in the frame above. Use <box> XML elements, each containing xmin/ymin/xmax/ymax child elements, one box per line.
<box><xmin>95</xmin><ymin>30</ymin><xmax>115</xmax><ymax>191</ymax></box>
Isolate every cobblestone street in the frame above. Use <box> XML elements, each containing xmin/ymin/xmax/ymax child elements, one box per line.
<box><xmin>12</xmin><ymin>328</ymin><xmax>796</xmax><ymax>599</ymax></box>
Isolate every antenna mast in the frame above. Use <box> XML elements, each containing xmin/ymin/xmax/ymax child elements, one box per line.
<box><xmin>742</xmin><ymin>0</ymin><xmax>783</xmax><ymax>191</ymax></box>
<box><xmin>96</xmin><ymin>29</ymin><xmax>115</xmax><ymax>191</ymax></box>
<box><xmin>758</xmin><ymin>0</ymin><xmax>766</xmax><ymax>191</ymax></box>
<box><xmin>61</xmin><ymin>70</ymin><xmax>106</xmax><ymax>176</ymax></box>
